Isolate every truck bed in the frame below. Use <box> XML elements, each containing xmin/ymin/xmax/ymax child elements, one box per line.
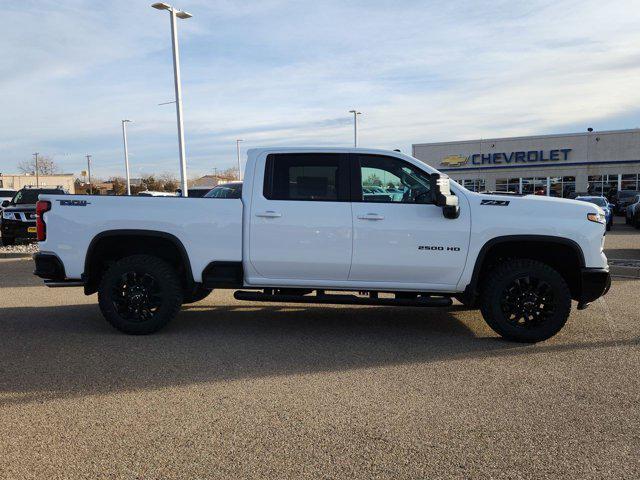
<box><xmin>38</xmin><ymin>195</ymin><xmax>243</xmax><ymax>282</ymax></box>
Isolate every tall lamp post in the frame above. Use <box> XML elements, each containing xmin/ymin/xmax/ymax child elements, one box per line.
<box><xmin>121</xmin><ymin>120</ymin><xmax>132</xmax><ymax>195</ymax></box>
<box><xmin>236</xmin><ymin>139</ymin><xmax>244</xmax><ymax>180</ymax></box>
<box><xmin>151</xmin><ymin>2</ymin><xmax>192</xmax><ymax>197</ymax></box>
<box><xmin>85</xmin><ymin>154</ymin><xmax>92</xmax><ymax>194</ymax></box>
<box><xmin>33</xmin><ymin>152</ymin><xmax>40</xmax><ymax>187</ymax></box>
<box><xmin>349</xmin><ymin>110</ymin><xmax>362</xmax><ymax>147</ymax></box>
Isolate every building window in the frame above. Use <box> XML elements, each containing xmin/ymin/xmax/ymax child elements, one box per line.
<box><xmin>549</xmin><ymin>176</ymin><xmax>576</xmax><ymax>198</ymax></box>
<box><xmin>588</xmin><ymin>175</ymin><xmax>617</xmax><ymax>196</ymax></box>
<box><xmin>521</xmin><ymin>177</ymin><xmax>549</xmax><ymax>195</ymax></box>
<box><xmin>460</xmin><ymin>179</ymin><xmax>486</xmax><ymax>192</ymax></box>
<box><xmin>496</xmin><ymin>178</ymin><xmax>520</xmax><ymax>193</ymax></box>
<box><xmin>621</xmin><ymin>174</ymin><xmax>640</xmax><ymax>191</ymax></box>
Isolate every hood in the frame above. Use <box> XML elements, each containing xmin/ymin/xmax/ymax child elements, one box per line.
<box><xmin>476</xmin><ymin>193</ymin><xmax>603</xmax><ymax>215</ymax></box>
<box><xmin>3</xmin><ymin>204</ymin><xmax>36</xmax><ymax>213</ymax></box>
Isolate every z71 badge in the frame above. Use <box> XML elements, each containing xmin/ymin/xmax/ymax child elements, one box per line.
<box><xmin>481</xmin><ymin>199</ymin><xmax>510</xmax><ymax>206</ymax></box>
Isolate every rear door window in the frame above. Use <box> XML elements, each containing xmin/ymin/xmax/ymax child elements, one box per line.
<box><xmin>263</xmin><ymin>153</ymin><xmax>349</xmax><ymax>201</ymax></box>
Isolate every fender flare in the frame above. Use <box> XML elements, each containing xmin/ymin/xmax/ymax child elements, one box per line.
<box><xmin>466</xmin><ymin>234</ymin><xmax>585</xmax><ymax>296</ymax></box>
<box><xmin>83</xmin><ymin>229</ymin><xmax>194</xmax><ymax>291</ymax></box>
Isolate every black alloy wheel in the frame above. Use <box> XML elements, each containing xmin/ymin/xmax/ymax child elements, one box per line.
<box><xmin>500</xmin><ymin>275</ymin><xmax>555</xmax><ymax>329</ymax></box>
<box><xmin>480</xmin><ymin>259</ymin><xmax>572</xmax><ymax>342</ymax></box>
<box><xmin>98</xmin><ymin>255</ymin><xmax>183</xmax><ymax>334</ymax></box>
<box><xmin>112</xmin><ymin>271</ymin><xmax>163</xmax><ymax>322</ymax></box>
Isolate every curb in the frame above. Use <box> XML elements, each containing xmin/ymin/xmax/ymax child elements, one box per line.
<box><xmin>610</xmin><ymin>264</ymin><xmax>640</xmax><ymax>278</ymax></box>
<box><xmin>0</xmin><ymin>253</ymin><xmax>33</xmax><ymax>259</ymax></box>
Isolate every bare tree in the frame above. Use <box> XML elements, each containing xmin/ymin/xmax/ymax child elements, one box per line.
<box><xmin>18</xmin><ymin>155</ymin><xmax>60</xmax><ymax>175</ymax></box>
<box><xmin>219</xmin><ymin>166</ymin><xmax>239</xmax><ymax>180</ymax></box>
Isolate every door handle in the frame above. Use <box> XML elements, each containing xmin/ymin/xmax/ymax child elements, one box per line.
<box><xmin>357</xmin><ymin>213</ymin><xmax>385</xmax><ymax>221</ymax></box>
<box><xmin>255</xmin><ymin>211</ymin><xmax>282</xmax><ymax>218</ymax></box>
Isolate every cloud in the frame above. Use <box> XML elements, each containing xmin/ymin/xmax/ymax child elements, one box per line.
<box><xmin>1</xmin><ymin>0</ymin><xmax>640</xmax><ymax>179</ymax></box>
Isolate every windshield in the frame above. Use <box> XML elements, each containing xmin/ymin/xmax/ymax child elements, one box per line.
<box><xmin>204</xmin><ymin>184</ymin><xmax>242</xmax><ymax>199</ymax></box>
<box><xmin>0</xmin><ymin>190</ymin><xmax>17</xmax><ymax>197</ymax></box>
<box><xmin>12</xmin><ymin>189</ymin><xmax>64</xmax><ymax>204</ymax></box>
<box><xmin>577</xmin><ymin>197</ymin><xmax>607</xmax><ymax>207</ymax></box>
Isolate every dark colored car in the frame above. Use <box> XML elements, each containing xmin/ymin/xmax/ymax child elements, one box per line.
<box><xmin>611</xmin><ymin>189</ymin><xmax>639</xmax><ymax>215</ymax></box>
<box><xmin>1</xmin><ymin>187</ymin><xmax>67</xmax><ymax>245</ymax></box>
<box><xmin>204</xmin><ymin>182</ymin><xmax>242</xmax><ymax>199</ymax></box>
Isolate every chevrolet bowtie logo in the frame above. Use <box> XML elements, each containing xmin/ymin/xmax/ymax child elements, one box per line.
<box><xmin>440</xmin><ymin>155</ymin><xmax>469</xmax><ymax>167</ymax></box>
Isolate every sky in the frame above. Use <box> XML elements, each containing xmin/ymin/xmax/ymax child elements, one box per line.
<box><xmin>2</xmin><ymin>0</ymin><xmax>640</xmax><ymax>180</ymax></box>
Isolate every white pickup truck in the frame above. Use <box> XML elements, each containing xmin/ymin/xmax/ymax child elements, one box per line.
<box><xmin>33</xmin><ymin>148</ymin><xmax>610</xmax><ymax>342</ymax></box>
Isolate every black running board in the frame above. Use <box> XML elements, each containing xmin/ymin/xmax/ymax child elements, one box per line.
<box><xmin>233</xmin><ymin>290</ymin><xmax>452</xmax><ymax>307</ymax></box>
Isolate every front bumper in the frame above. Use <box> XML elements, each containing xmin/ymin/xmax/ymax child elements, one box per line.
<box><xmin>577</xmin><ymin>267</ymin><xmax>611</xmax><ymax>309</ymax></box>
<box><xmin>1</xmin><ymin>219</ymin><xmax>36</xmax><ymax>239</ymax></box>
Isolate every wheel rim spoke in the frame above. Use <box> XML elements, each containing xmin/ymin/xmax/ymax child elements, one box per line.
<box><xmin>111</xmin><ymin>269</ymin><xmax>162</xmax><ymax>322</ymax></box>
<box><xmin>500</xmin><ymin>274</ymin><xmax>555</xmax><ymax>329</ymax></box>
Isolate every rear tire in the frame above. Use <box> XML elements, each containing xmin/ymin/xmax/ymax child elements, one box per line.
<box><xmin>1</xmin><ymin>236</ymin><xmax>15</xmax><ymax>246</ymax></box>
<box><xmin>183</xmin><ymin>285</ymin><xmax>213</xmax><ymax>304</ymax></box>
<box><xmin>480</xmin><ymin>259</ymin><xmax>571</xmax><ymax>343</ymax></box>
<box><xmin>98</xmin><ymin>255</ymin><xmax>183</xmax><ymax>335</ymax></box>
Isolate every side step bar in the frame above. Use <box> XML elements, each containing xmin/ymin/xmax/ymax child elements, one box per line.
<box><xmin>44</xmin><ymin>280</ymin><xmax>86</xmax><ymax>288</ymax></box>
<box><xmin>233</xmin><ymin>290</ymin><xmax>452</xmax><ymax>307</ymax></box>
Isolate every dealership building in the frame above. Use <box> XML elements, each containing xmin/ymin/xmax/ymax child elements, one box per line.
<box><xmin>412</xmin><ymin>128</ymin><xmax>640</xmax><ymax>197</ymax></box>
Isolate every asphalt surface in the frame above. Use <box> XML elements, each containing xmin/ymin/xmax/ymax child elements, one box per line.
<box><xmin>1</xmin><ymin>257</ymin><xmax>639</xmax><ymax>478</ymax></box>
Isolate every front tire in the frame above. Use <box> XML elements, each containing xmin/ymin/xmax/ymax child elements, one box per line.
<box><xmin>480</xmin><ymin>259</ymin><xmax>571</xmax><ymax>343</ymax></box>
<box><xmin>98</xmin><ymin>255</ymin><xmax>183</xmax><ymax>335</ymax></box>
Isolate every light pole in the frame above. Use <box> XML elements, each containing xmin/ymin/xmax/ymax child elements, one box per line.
<box><xmin>86</xmin><ymin>154</ymin><xmax>92</xmax><ymax>194</ymax></box>
<box><xmin>349</xmin><ymin>110</ymin><xmax>362</xmax><ymax>147</ymax></box>
<box><xmin>33</xmin><ymin>152</ymin><xmax>40</xmax><ymax>187</ymax></box>
<box><xmin>151</xmin><ymin>2</ymin><xmax>192</xmax><ymax>197</ymax></box>
<box><xmin>236</xmin><ymin>139</ymin><xmax>244</xmax><ymax>180</ymax></box>
<box><xmin>121</xmin><ymin>120</ymin><xmax>132</xmax><ymax>195</ymax></box>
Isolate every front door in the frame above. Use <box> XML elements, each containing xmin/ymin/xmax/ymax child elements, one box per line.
<box><xmin>249</xmin><ymin>152</ymin><xmax>353</xmax><ymax>281</ymax></box>
<box><xmin>349</xmin><ymin>154</ymin><xmax>470</xmax><ymax>288</ymax></box>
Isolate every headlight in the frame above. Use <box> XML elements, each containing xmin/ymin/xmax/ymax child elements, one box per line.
<box><xmin>2</xmin><ymin>211</ymin><xmax>13</xmax><ymax>220</ymax></box>
<box><xmin>587</xmin><ymin>212</ymin><xmax>606</xmax><ymax>224</ymax></box>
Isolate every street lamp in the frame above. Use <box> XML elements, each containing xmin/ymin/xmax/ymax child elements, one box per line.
<box><xmin>349</xmin><ymin>110</ymin><xmax>362</xmax><ymax>147</ymax></box>
<box><xmin>151</xmin><ymin>2</ymin><xmax>192</xmax><ymax>197</ymax></box>
<box><xmin>236</xmin><ymin>139</ymin><xmax>244</xmax><ymax>180</ymax></box>
<box><xmin>121</xmin><ymin>119</ymin><xmax>132</xmax><ymax>195</ymax></box>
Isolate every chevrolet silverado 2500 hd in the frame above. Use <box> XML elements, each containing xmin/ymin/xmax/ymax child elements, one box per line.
<box><xmin>33</xmin><ymin>148</ymin><xmax>610</xmax><ymax>342</ymax></box>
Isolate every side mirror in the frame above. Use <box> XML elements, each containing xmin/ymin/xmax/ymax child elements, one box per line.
<box><xmin>429</xmin><ymin>173</ymin><xmax>460</xmax><ymax>219</ymax></box>
<box><xmin>1</xmin><ymin>200</ymin><xmax>9</xmax><ymax>208</ymax></box>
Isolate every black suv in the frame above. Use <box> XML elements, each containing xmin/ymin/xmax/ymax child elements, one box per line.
<box><xmin>1</xmin><ymin>187</ymin><xmax>67</xmax><ymax>245</ymax></box>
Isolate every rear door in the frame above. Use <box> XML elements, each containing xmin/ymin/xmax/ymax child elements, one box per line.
<box><xmin>349</xmin><ymin>153</ymin><xmax>470</xmax><ymax>288</ymax></box>
<box><xmin>248</xmin><ymin>152</ymin><xmax>353</xmax><ymax>281</ymax></box>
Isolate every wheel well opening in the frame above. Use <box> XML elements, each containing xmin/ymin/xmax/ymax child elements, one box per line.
<box><xmin>475</xmin><ymin>240</ymin><xmax>583</xmax><ymax>300</ymax></box>
<box><xmin>84</xmin><ymin>234</ymin><xmax>192</xmax><ymax>294</ymax></box>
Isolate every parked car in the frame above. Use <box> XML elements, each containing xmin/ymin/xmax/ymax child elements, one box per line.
<box><xmin>204</xmin><ymin>181</ymin><xmax>242</xmax><ymax>199</ymax></box>
<box><xmin>575</xmin><ymin>196</ymin><xmax>613</xmax><ymax>231</ymax></box>
<box><xmin>137</xmin><ymin>190</ymin><xmax>177</xmax><ymax>197</ymax></box>
<box><xmin>175</xmin><ymin>186</ymin><xmax>214</xmax><ymax>198</ymax></box>
<box><xmin>0</xmin><ymin>189</ymin><xmax>17</xmax><ymax>210</ymax></box>
<box><xmin>1</xmin><ymin>186</ymin><xmax>67</xmax><ymax>245</ymax></box>
<box><xmin>611</xmin><ymin>189</ymin><xmax>639</xmax><ymax>215</ymax></box>
<box><xmin>625</xmin><ymin>194</ymin><xmax>640</xmax><ymax>225</ymax></box>
<box><xmin>632</xmin><ymin>200</ymin><xmax>640</xmax><ymax>228</ymax></box>
<box><xmin>34</xmin><ymin>148</ymin><xmax>610</xmax><ymax>342</ymax></box>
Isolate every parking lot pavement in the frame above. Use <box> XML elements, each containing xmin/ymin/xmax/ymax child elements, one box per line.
<box><xmin>0</xmin><ymin>258</ymin><xmax>638</xmax><ymax>479</ymax></box>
